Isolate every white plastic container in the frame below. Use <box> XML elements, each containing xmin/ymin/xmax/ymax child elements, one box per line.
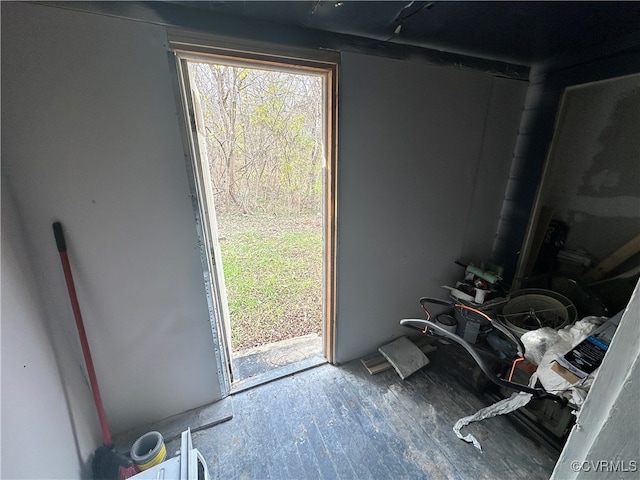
<box><xmin>130</xmin><ymin>428</ymin><xmax>209</xmax><ymax>480</ymax></box>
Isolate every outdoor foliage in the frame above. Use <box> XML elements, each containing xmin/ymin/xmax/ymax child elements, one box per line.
<box><xmin>218</xmin><ymin>214</ymin><xmax>323</xmax><ymax>350</ymax></box>
<box><xmin>189</xmin><ymin>62</ymin><xmax>324</xmax><ymax>216</ymax></box>
<box><xmin>188</xmin><ymin>62</ymin><xmax>325</xmax><ymax>351</ymax></box>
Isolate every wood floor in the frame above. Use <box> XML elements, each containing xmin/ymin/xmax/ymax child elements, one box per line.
<box><xmin>167</xmin><ymin>342</ymin><xmax>559</xmax><ymax>479</ymax></box>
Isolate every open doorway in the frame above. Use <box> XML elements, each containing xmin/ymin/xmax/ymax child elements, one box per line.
<box><xmin>174</xmin><ymin>48</ymin><xmax>337</xmax><ymax>390</ymax></box>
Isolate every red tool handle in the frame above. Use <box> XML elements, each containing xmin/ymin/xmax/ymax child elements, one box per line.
<box><xmin>53</xmin><ymin>222</ymin><xmax>112</xmax><ymax>446</ymax></box>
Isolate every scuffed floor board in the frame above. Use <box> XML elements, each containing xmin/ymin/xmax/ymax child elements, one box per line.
<box><xmin>162</xmin><ymin>348</ymin><xmax>559</xmax><ymax>479</ymax></box>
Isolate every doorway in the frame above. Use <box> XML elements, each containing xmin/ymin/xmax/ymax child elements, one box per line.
<box><xmin>174</xmin><ymin>48</ymin><xmax>337</xmax><ymax>391</ymax></box>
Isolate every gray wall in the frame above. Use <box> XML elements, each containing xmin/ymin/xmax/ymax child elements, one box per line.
<box><xmin>539</xmin><ymin>74</ymin><xmax>640</xmax><ymax>259</ymax></box>
<box><xmin>2</xmin><ymin>178</ymin><xmax>97</xmax><ymax>479</ymax></box>
<box><xmin>494</xmin><ymin>48</ymin><xmax>640</xmax><ymax>283</ymax></box>
<box><xmin>2</xmin><ymin>2</ymin><xmax>222</xmax><ymax>437</ymax></box>
<box><xmin>336</xmin><ymin>52</ymin><xmax>526</xmax><ymax>362</ymax></box>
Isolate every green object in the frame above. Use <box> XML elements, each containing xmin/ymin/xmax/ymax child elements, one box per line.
<box><xmin>466</xmin><ymin>264</ymin><xmax>501</xmax><ymax>284</ymax></box>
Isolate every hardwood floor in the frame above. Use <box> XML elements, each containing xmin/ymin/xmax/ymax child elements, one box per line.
<box><xmin>166</xmin><ymin>343</ymin><xmax>559</xmax><ymax>479</ymax></box>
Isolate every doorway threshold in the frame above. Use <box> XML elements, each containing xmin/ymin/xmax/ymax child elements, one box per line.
<box><xmin>231</xmin><ymin>334</ymin><xmax>326</xmax><ymax>394</ymax></box>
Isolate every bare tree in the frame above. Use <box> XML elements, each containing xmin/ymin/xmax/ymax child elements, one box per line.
<box><xmin>189</xmin><ymin>62</ymin><xmax>323</xmax><ymax>216</ymax></box>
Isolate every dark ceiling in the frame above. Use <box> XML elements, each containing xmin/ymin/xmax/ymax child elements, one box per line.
<box><xmin>167</xmin><ymin>1</ymin><xmax>640</xmax><ymax>66</ymax></box>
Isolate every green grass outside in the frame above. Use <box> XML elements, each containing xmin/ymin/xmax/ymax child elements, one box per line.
<box><xmin>219</xmin><ymin>217</ymin><xmax>323</xmax><ymax>351</ymax></box>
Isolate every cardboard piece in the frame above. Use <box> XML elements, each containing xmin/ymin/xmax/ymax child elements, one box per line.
<box><xmin>361</xmin><ymin>336</ymin><xmax>437</xmax><ymax>375</ymax></box>
<box><xmin>378</xmin><ymin>336</ymin><xmax>430</xmax><ymax>380</ymax></box>
<box><xmin>552</xmin><ymin>311</ymin><xmax>623</xmax><ymax>383</ymax></box>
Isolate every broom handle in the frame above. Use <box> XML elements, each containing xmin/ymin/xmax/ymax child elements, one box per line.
<box><xmin>53</xmin><ymin>222</ymin><xmax>112</xmax><ymax>446</ymax></box>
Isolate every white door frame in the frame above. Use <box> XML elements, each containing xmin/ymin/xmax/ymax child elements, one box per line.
<box><xmin>171</xmin><ymin>54</ymin><xmax>234</xmax><ymax>395</ymax></box>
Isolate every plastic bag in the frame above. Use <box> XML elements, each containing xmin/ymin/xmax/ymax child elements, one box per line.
<box><xmin>453</xmin><ymin>389</ymin><xmax>534</xmax><ymax>451</ymax></box>
<box><xmin>521</xmin><ymin>316</ymin><xmax>607</xmax><ymax>406</ymax></box>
